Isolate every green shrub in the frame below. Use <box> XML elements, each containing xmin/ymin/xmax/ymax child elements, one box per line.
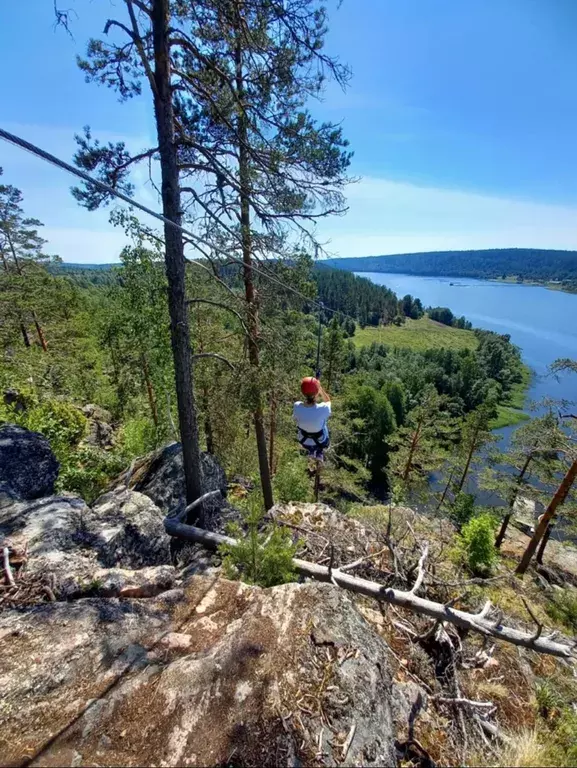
<box><xmin>273</xmin><ymin>457</ymin><xmax>311</xmax><ymax>503</ymax></box>
<box><xmin>450</xmin><ymin>492</ymin><xmax>476</xmax><ymax>528</ymax></box>
<box><xmin>118</xmin><ymin>416</ymin><xmax>157</xmax><ymax>458</ymax></box>
<box><xmin>460</xmin><ymin>513</ymin><xmax>497</xmax><ymax>575</ymax></box>
<box><xmin>535</xmin><ymin>679</ymin><xmax>577</xmax><ymax>766</ymax></box>
<box><xmin>56</xmin><ymin>445</ymin><xmax>126</xmax><ymax>503</ymax></box>
<box><xmin>19</xmin><ymin>399</ymin><xmax>87</xmax><ymax>451</ymax></box>
<box><xmin>219</xmin><ymin>492</ymin><xmax>297</xmax><ymax>587</ymax></box>
<box><xmin>545</xmin><ymin>589</ymin><xmax>577</xmax><ymax>632</ymax></box>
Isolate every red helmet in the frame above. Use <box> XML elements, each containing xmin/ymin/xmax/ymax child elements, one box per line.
<box><xmin>301</xmin><ymin>376</ymin><xmax>320</xmax><ymax>396</ymax></box>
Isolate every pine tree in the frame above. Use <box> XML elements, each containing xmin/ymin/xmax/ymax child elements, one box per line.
<box><xmin>454</xmin><ymin>402</ymin><xmax>497</xmax><ymax>494</ymax></box>
<box><xmin>73</xmin><ymin>0</ymin><xmax>351</xmax><ymax>511</ymax></box>
<box><xmin>480</xmin><ymin>412</ymin><xmax>565</xmax><ymax>548</ymax></box>
<box><xmin>0</xmin><ymin>169</ymin><xmax>52</xmax><ymax>351</ymax></box>
<box><xmin>390</xmin><ymin>386</ymin><xmax>455</xmax><ymax>495</ymax></box>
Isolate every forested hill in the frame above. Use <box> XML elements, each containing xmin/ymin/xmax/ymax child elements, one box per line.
<box><xmin>325</xmin><ymin>248</ymin><xmax>577</xmax><ymax>289</ymax></box>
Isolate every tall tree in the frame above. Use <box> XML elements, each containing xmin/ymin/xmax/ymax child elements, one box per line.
<box><xmin>453</xmin><ymin>402</ymin><xmax>497</xmax><ymax>494</ymax></box>
<box><xmin>516</xmin><ymin>457</ymin><xmax>577</xmax><ymax>575</ymax></box>
<box><xmin>0</xmin><ymin>169</ymin><xmax>51</xmax><ymax>351</ymax></box>
<box><xmin>390</xmin><ymin>386</ymin><xmax>455</xmax><ymax>494</ymax></box>
<box><xmin>72</xmin><ymin>0</ymin><xmax>208</xmax><ymax>507</ymax></box>
<box><xmin>171</xmin><ymin>0</ymin><xmax>351</xmax><ymax>508</ymax></box>
<box><xmin>480</xmin><ymin>412</ymin><xmax>565</xmax><ymax>548</ymax></box>
<box><xmin>322</xmin><ymin>316</ymin><xmax>346</xmax><ymax>391</ymax></box>
<box><xmin>516</xmin><ymin>362</ymin><xmax>577</xmax><ymax>574</ymax></box>
<box><xmin>72</xmin><ymin>0</ymin><xmax>350</xmax><ymax>511</ymax></box>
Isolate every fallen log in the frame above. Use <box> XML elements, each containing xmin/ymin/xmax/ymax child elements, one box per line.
<box><xmin>164</xmin><ymin>519</ymin><xmax>576</xmax><ymax>659</ymax></box>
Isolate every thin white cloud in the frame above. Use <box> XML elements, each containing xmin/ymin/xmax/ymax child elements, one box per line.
<box><xmin>320</xmin><ymin>177</ymin><xmax>577</xmax><ymax>256</ymax></box>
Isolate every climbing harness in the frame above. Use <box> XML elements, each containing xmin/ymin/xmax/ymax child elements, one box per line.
<box><xmin>297</xmin><ymin>427</ymin><xmax>330</xmax><ymax>455</ymax></box>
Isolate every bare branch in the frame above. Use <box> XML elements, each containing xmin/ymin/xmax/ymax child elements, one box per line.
<box><xmin>192</xmin><ymin>352</ymin><xmax>235</xmax><ymax>370</ymax></box>
<box><xmin>522</xmin><ymin>596</ymin><xmax>544</xmax><ymax>640</ymax></box>
<box><xmin>186</xmin><ymin>297</ymin><xmax>250</xmax><ymax>338</ymax></box>
<box><xmin>409</xmin><ymin>544</ymin><xmax>429</xmax><ymax>595</ymax></box>
<box><xmin>433</xmin><ymin>696</ymin><xmax>496</xmax><ymax>710</ymax></box>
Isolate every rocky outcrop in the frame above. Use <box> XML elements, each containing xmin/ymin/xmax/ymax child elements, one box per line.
<box><xmin>0</xmin><ymin>577</ymin><xmax>397</xmax><ymax>767</ymax></box>
<box><xmin>129</xmin><ymin>442</ymin><xmax>227</xmax><ymax>515</ymax></box>
<box><xmin>81</xmin><ymin>403</ymin><xmax>115</xmax><ymax>449</ymax></box>
<box><xmin>0</xmin><ymin>489</ymin><xmax>174</xmax><ymax>599</ymax></box>
<box><xmin>0</xmin><ymin>424</ymin><xmax>59</xmax><ymax>500</ymax></box>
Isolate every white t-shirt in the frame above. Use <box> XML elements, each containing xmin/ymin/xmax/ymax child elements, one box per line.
<box><xmin>293</xmin><ymin>401</ymin><xmax>331</xmax><ymax>446</ymax></box>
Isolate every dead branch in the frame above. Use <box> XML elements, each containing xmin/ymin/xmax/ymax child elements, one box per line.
<box><xmin>339</xmin><ymin>546</ymin><xmax>390</xmax><ymax>573</ymax></box>
<box><xmin>522</xmin><ymin>596</ymin><xmax>543</xmax><ymax>640</ymax></box>
<box><xmin>3</xmin><ymin>547</ymin><xmax>15</xmax><ymax>587</ymax></box>
<box><xmin>175</xmin><ymin>490</ymin><xmax>222</xmax><ymax>523</ymax></box>
<box><xmin>191</xmin><ymin>352</ymin><xmax>235</xmax><ymax>370</ymax></box>
<box><xmin>433</xmin><ymin>696</ymin><xmax>495</xmax><ymax>710</ymax></box>
<box><xmin>409</xmin><ymin>544</ymin><xmax>429</xmax><ymax>595</ymax></box>
<box><xmin>164</xmin><ymin>521</ymin><xmax>576</xmax><ymax>659</ymax></box>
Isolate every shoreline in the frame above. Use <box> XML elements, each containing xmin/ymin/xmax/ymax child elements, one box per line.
<box><xmin>489</xmin><ymin>363</ymin><xmax>532</xmax><ymax>430</ymax></box>
<box><xmin>351</xmin><ymin>270</ymin><xmax>577</xmax><ymax>296</ymax></box>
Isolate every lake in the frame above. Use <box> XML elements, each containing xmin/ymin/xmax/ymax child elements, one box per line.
<box><xmin>356</xmin><ymin>273</ymin><xmax>577</xmax><ymax>419</ymax></box>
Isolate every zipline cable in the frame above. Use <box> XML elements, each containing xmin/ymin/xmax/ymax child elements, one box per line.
<box><xmin>0</xmin><ymin>127</ymin><xmax>357</xmax><ymax>323</ymax></box>
<box><xmin>315</xmin><ymin>302</ymin><xmax>323</xmax><ymax>379</ymax></box>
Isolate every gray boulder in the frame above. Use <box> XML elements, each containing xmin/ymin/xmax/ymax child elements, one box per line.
<box><xmin>0</xmin><ymin>424</ymin><xmax>59</xmax><ymax>500</ymax></box>
<box><xmin>0</xmin><ymin>490</ymin><xmax>173</xmax><ymax>598</ymax></box>
<box><xmin>81</xmin><ymin>404</ymin><xmax>114</xmax><ymax>449</ymax></box>
<box><xmin>90</xmin><ymin>487</ymin><xmax>171</xmax><ymax>568</ymax></box>
<box><xmin>0</xmin><ymin>577</ymin><xmax>397</xmax><ymax>767</ymax></box>
<box><xmin>132</xmin><ymin>442</ymin><xmax>227</xmax><ymax>515</ymax></box>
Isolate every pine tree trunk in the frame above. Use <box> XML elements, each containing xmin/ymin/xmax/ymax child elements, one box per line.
<box><xmin>235</xmin><ymin>13</ymin><xmax>274</xmax><ymax>510</ymax></box>
<box><xmin>516</xmin><ymin>458</ymin><xmax>577</xmax><ymax>575</ymax></box>
<box><xmin>1</xmin><ymin>246</ymin><xmax>31</xmax><ymax>348</ymax></box>
<box><xmin>402</xmin><ymin>418</ymin><xmax>423</xmax><ymax>482</ymax></box>
<box><xmin>495</xmin><ymin>453</ymin><xmax>533</xmax><ymax>549</ymax></box>
<box><xmin>6</xmin><ymin>234</ymin><xmax>48</xmax><ymax>351</ymax></box>
<box><xmin>269</xmin><ymin>396</ymin><xmax>276</xmax><ymax>477</ymax></box>
<box><xmin>455</xmin><ymin>424</ymin><xmax>480</xmax><ymax>493</ymax></box>
<box><xmin>32</xmin><ymin>313</ymin><xmax>48</xmax><ymax>352</ymax></box>
<box><xmin>536</xmin><ymin>520</ymin><xmax>555</xmax><ymax>565</ymax></box>
<box><xmin>436</xmin><ymin>468</ymin><xmax>454</xmax><ymax>512</ymax></box>
<box><xmin>151</xmin><ymin>0</ymin><xmax>203</xmax><ymax>507</ymax></box>
<box><xmin>141</xmin><ymin>353</ymin><xmax>159</xmax><ymax>427</ymax></box>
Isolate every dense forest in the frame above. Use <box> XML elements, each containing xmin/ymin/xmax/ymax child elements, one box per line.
<box><xmin>326</xmin><ymin>248</ymin><xmax>577</xmax><ymax>291</ymax></box>
<box><xmin>0</xmin><ymin>184</ymin><xmax>529</xmax><ymax>506</ymax></box>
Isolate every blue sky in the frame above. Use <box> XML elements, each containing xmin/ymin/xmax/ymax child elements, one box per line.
<box><xmin>1</xmin><ymin>0</ymin><xmax>577</xmax><ymax>262</ymax></box>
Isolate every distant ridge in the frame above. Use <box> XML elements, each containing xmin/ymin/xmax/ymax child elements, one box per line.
<box><xmin>325</xmin><ymin>248</ymin><xmax>577</xmax><ymax>287</ymax></box>
<box><xmin>57</xmin><ymin>262</ymin><xmax>118</xmax><ymax>270</ymax></box>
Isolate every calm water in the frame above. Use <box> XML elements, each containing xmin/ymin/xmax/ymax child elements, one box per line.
<box><xmin>356</xmin><ymin>273</ymin><xmax>577</xmax><ymax>428</ymax></box>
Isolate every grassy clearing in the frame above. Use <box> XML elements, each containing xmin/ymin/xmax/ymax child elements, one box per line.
<box><xmin>354</xmin><ymin>316</ymin><xmax>478</xmax><ymax>352</ymax></box>
<box><xmin>490</xmin><ymin>364</ymin><xmax>532</xmax><ymax>429</ymax></box>
<box><xmin>490</xmin><ymin>406</ymin><xmax>530</xmax><ymax>430</ymax></box>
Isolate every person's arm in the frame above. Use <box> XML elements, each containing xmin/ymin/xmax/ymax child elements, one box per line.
<box><xmin>318</xmin><ymin>383</ymin><xmax>330</xmax><ymax>402</ymax></box>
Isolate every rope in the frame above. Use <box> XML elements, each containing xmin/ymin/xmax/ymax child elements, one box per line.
<box><xmin>0</xmin><ymin>127</ymin><xmax>356</xmax><ymax>322</ymax></box>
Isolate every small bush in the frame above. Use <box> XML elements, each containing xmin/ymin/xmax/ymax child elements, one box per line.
<box><xmin>273</xmin><ymin>457</ymin><xmax>311</xmax><ymax>503</ymax></box>
<box><xmin>460</xmin><ymin>513</ymin><xmax>497</xmax><ymax>575</ymax></box>
<box><xmin>545</xmin><ymin>589</ymin><xmax>577</xmax><ymax>632</ymax></box>
<box><xmin>22</xmin><ymin>399</ymin><xmax>87</xmax><ymax>451</ymax></box>
<box><xmin>219</xmin><ymin>492</ymin><xmax>297</xmax><ymax>587</ymax></box>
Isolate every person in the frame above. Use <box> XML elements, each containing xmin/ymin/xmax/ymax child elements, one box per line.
<box><xmin>293</xmin><ymin>377</ymin><xmax>331</xmax><ymax>460</ymax></box>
